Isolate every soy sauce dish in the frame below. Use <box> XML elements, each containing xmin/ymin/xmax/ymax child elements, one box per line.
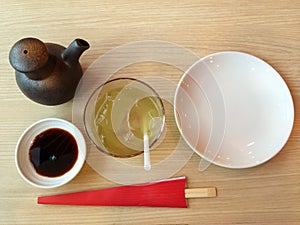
<box><xmin>15</xmin><ymin>118</ymin><xmax>86</xmax><ymax>188</ymax></box>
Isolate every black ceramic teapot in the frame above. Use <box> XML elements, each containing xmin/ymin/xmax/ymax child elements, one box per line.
<box><xmin>9</xmin><ymin>37</ymin><xmax>89</xmax><ymax>105</ymax></box>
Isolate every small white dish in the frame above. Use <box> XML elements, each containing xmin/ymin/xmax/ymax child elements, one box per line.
<box><xmin>15</xmin><ymin>118</ymin><xmax>86</xmax><ymax>188</ymax></box>
<box><xmin>175</xmin><ymin>51</ymin><xmax>294</xmax><ymax>169</ymax></box>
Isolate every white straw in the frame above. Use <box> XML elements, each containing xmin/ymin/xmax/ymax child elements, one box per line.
<box><xmin>143</xmin><ymin>133</ymin><xmax>151</xmax><ymax>171</ymax></box>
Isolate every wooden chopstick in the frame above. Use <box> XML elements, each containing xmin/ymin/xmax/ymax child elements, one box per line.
<box><xmin>185</xmin><ymin>187</ymin><xmax>217</xmax><ymax>198</ymax></box>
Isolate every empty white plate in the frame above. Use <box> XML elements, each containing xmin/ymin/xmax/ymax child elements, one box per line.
<box><xmin>175</xmin><ymin>51</ymin><xmax>294</xmax><ymax>169</ymax></box>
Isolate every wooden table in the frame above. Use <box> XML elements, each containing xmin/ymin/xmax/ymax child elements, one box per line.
<box><xmin>1</xmin><ymin>0</ymin><xmax>299</xmax><ymax>224</ymax></box>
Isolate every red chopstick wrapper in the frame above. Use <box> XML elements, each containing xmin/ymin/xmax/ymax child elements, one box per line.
<box><xmin>38</xmin><ymin>177</ymin><xmax>188</xmax><ymax>208</ymax></box>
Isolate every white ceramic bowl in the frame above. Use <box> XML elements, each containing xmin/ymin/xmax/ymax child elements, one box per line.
<box><xmin>15</xmin><ymin>118</ymin><xmax>86</xmax><ymax>188</ymax></box>
<box><xmin>174</xmin><ymin>51</ymin><xmax>294</xmax><ymax>168</ymax></box>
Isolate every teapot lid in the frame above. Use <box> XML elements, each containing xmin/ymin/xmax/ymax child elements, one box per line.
<box><xmin>9</xmin><ymin>37</ymin><xmax>48</xmax><ymax>73</ymax></box>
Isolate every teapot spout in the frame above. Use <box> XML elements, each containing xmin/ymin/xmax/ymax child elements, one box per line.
<box><xmin>62</xmin><ymin>39</ymin><xmax>90</xmax><ymax>67</ymax></box>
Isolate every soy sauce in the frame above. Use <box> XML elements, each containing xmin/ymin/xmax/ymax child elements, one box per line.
<box><xmin>29</xmin><ymin>128</ymin><xmax>78</xmax><ymax>177</ymax></box>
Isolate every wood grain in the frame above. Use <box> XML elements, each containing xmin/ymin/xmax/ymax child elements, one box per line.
<box><xmin>0</xmin><ymin>0</ymin><xmax>299</xmax><ymax>224</ymax></box>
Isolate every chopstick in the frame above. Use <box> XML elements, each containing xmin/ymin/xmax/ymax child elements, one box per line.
<box><xmin>184</xmin><ymin>187</ymin><xmax>217</xmax><ymax>198</ymax></box>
